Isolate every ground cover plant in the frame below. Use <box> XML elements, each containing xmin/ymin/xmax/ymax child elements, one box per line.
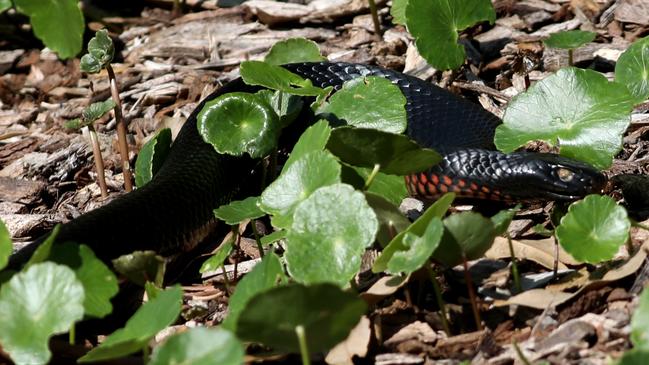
<box><xmin>1</xmin><ymin>0</ymin><xmax>649</xmax><ymax>364</ymax></box>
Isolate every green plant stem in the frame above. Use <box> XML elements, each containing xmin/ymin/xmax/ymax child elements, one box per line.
<box><xmin>251</xmin><ymin>219</ymin><xmax>265</xmax><ymax>258</ymax></box>
<box><xmin>106</xmin><ymin>64</ymin><xmax>133</xmax><ymax>192</ymax></box>
<box><xmin>512</xmin><ymin>341</ymin><xmax>532</xmax><ymax>365</ymax></box>
<box><xmin>367</xmin><ymin>0</ymin><xmax>382</xmax><ymax>40</ymax></box>
<box><xmin>86</xmin><ymin>125</ymin><xmax>108</xmax><ymax>198</ymax></box>
<box><xmin>363</xmin><ymin>163</ymin><xmax>381</xmax><ymax>190</ymax></box>
<box><xmin>506</xmin><ymin>235</ymin><xmax>522</xmax><ymax>293</ymax></box>
<box><xmin>69</xmin><ymin>323</ymin><xmax>76</xmax><ymax>345</ymax></box>
<box><xmin>462</xmin><ymin>255</ymin><xmax>483</xmax><ymax>331</ymax></box>
<box><xmin>142</xmin><ymin>344</ymin><xmax>150</xmax><ymax>363</ymax></box>
<box><xmin>221</xmin><ymin>264</ymin><xmax>231</xmax><ymax>294</ymax></box>
<box><xmin>632</xmin><ymin>220</ymin><xmax>649</xmax><ymax>232</ymax></box>
<box><xmin>295</xmin><ymin>325</ymin><xmax>311</xmax><ymax>365</ymax></box>
<box><xmin>553</xmin><ymin>236</ymin><xmax>559</xmax><ymax>278</ymax></box>
<box><xmin>426</xmin><ymin>263</ymin><xmax>451</xmax><ymax>336</ymax></box>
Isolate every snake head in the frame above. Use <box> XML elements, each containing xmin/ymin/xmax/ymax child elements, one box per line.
<box><xmin>520</xmin><ymin>153</ymin><xmax>607</xmax><ymax>201</ymax></box>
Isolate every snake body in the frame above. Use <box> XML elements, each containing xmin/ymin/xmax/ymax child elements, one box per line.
<box><xmin>8</xmin><ymin>62</ymin><xmax>605</xmax><ymax>266</ymax></box>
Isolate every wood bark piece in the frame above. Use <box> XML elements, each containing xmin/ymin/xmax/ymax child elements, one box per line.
<box><xmin>615</xmin><ymin>0</ymin><xmax>649</xmax><ymax>25</ymax></box>
<box><xmin>0</xmin><ymin>177</ymin><xmax>45</xmax><ymax>204</ymax></box>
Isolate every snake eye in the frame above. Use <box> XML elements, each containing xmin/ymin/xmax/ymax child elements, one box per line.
<box><xmin>557</xmin><ymin>168</ymin><xmax>575</xmax><ymax>182</ymax></box>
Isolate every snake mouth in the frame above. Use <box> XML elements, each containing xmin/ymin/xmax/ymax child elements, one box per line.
<box><xmin>531</xmin><ymin>156</ymin><xmax>607</xmax><ymax>201</ymax></box>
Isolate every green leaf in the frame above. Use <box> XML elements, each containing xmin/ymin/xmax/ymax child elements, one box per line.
<box><xmin>135</xmin><ymin>128</ymin><xmax>172</xmax><ymax>188</ymax></box>
<box><xmin>80</xmin><ymin>29</ymin><xmax>114</xmax><ymax>73</ymax></box>
<box><xmin>149</xmin><ymin>327</ymin><xmax>244</xmax><ymax>365</ymax></box>
<box><xmin>235</xmin><ymin>283</ymin><xmax>366</xmax><ymax>352</ymax></box>
<box><xmin>373</xmin><ymin>193</ymin><xmax>454</xmax><ymax>272</ymax></box>
<box><xmin>617</xmin><ymin>349</ymin><xmax>649</xmax><ymax>365</ymax></box>
<box><xmin>15</xmin><ymin>0</ymin><xmax>84</xmax><ymax>59</ymax></box>
<box><xmin>64</xmin><ymin>118</ymin><xmax>88</xmax><ymax>129</ymax></box>
<box><xmin>0</xmin><ymin>263</ymin><xmax>84</xmax><ymax>365</ymax></box>
<box><xmin>494</xmin><ymin>67</ymin><xmax>634</xmax><ymax>169</ymax></box>
<box><xmin>222</xmin><ymin>253</ymin><xmax>287</xmax><ymax>331</ymax></box>
<box><xmin>631</xmin><ymin>288</ymin><xmax>649</xmax><ymax>349</ymax></box>
<box><xmin>112</xmin><ymin>251</ymin><xmax>166</xmax><ymax>287</ymax></box>
<box><xmin>391</xmin><ymin>0</ymin><xmax>408</xmax><ymax>25</ymax></box>
<box><xmin>260</xmin><ymin>230</ymin><xmax>286</xmax><ymax>246</ymax></box>
<box><xmin>264</xmin><ymin>37</ymin><xmax>326</xmax><ymax>65</ymax></box>
<box><xmin>615</xmin><ymin>36</ymin><xmax>649</xmax><ymax>104</ymax></box>
<box><xmin>285</xmin><ymin>184</ymin><xmax>378</xmax><ymax>286</ymax></box>
<box><xmin>240</xmin><ymin>61</ymin><xmax>327</xmax><ymax>97</ymax></box>
<box><xmin>319</xmin><ymin>77</ymin><xmax>408</xmax><ymax>133</ymax></box>
<box><xmin>79</xmin><ymin>286</ymin><xmax>183</xmax><ymax>363</ymax></box>
<box><xmin>283</xmin><ymin>119</ymin><xmax>332</xmax><ymax>172</ymax></box>
<box><xmin>25</xmin><ymin>224</ymin><xmax>60</xmax><ymax>268</ymax></box>
<box><xmin>556</xmin><ymin>195</ymin><xmax>630</xmax><ymax>264</ymax></box>
<box><xmin>0</xmin><ymin>0</ymin><xmax>11</xmax><ymax>13</ymax></box>
<box><xmin>198</xmin><ymin>92</ymin><xmax>280</xmax><ymax>158</ymax></box>
<box><xmin>83</xmin><ymin>99</ymin><xmax>116</xmax><ymax>122</ymax></box>
<box><xmin>213</xmin><ymin>196</ymin><xmax>264</xmax><ymax>225</ymax></box>
<box><xmin>346</xmin><ymin>166</ymin><xmax>409</xmax><ymax>205</ymax></box>
<box><xmin>365</xmin><ymin>192</ymin><xmax>411</xmax><ymax>247</ymax></box>
<box><xmin>491</xmin><ymin>205</ymin><xmax>521</xmax><ymax>236</ymax></box>
<box><xmin>327</xmin><ymin>127</ymin><xmax>441</xmax><ymax>175</ymax></box>
<box><xmin>406</xmin><ymin>0</ymin><xmax>495</xmax><ymax>70</ymax></box>
<box><xmin>544</xmin><ymin>30</ymin><xmax>596</xmax><ymax>49</ymax></box>
<box><xmin>387</xmin><ymin>217</ymin><xmax>444</xmax><ymax>275</ymax></box>
<box><xmin>433</xmin><ymin>211</ymin><xmax>496</xmax><ymax>267</ymax></box>
<box><xmin>0</xmin><ymin>219</ymin><xmax>11</xmax><ymax>271</ymax></box>
<box><xmin>259</xmin><ymin>150</ymin><xmax>341</xmax><ymax>229</ymax></box>
<box><xmin>199</xmin><ymin>239</ymin><xmax>234</xmax><ymax>274</ymax></box>
<box><xmin>255</xmin><ymin>89</ymin><xmax>304</xmax><ymax>128</ymax></box>
<box><xmin>75</xmin><ymin>245</ymin><xmax>119</xmax><ymax>318</ymax></box>
<box><xmin>48</xmin><ymin>243</ymin><xmax>119</xmax><ymax>319</ymax></box>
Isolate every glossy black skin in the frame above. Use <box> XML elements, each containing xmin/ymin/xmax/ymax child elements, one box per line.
<box><xmin>9</xmin><ymin>62</ymin><xmax>606</xmax><ymax>268</ymax></box>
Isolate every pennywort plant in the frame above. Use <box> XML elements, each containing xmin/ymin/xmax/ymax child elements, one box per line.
<box><xmin>1</xmin><ymin>0</ymin><xmax>84</xmax><ymax>59</ymax></box>
<box><xmin>80</xmin><ymin>29</ymin><xmax>134</xmax><ymax>192</ymax></box>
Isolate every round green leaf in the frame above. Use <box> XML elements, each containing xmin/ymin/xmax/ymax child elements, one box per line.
<box><xmin>149</xmin><ymin>327</ymin><xmax>244</xmax><ymax>365</ymax></box>
<box><xmin>556</xmin><ymin>195</ymin><xmax>630</xmax><ymax>264</ymax></box>
<box><xmin>491</xmin><ymin>205</ymin><xmax>521</xmax><ymax>236</ymax></box>
<box><xmin>80</xmin><ymin>29</ymin><xmax>115</xmax><ymax>73</ymax></box>
<box><xmin>432</xmin><ymin>211</ymin><xmax>496</xmax><ymax>267</ymax></box>
<box><xmin>213</xmin><ymin>196</ymin><xmax>264</xmax><ymax>225</ymax></box>
<box><xmin>327</xmin><ymin>127</ymin><xmax>441</xmax><ymax>175</ymax></box>
<box><xmin>283</xmin><ymin>119</ymin><xmax>332</xmax><ymax>172</ymax></box>
<box><xmin>344</xmin><ymin>166</ymin><xmax>409</xmax><ymax>205</ymax></box>
<box><xmin>78</xmin><ymin>286</ymin><xmax>183</xmax><ymax>363</ymax></box>
<box><xmin>199</xmin><ymin>239</ymin><xmax>234</xmax><ymax>274</ymax></box>
<box><xmin>15</xmin><ymin>0</ymin><xmax>84</xmax><ymax>59</ymax></box>
<box><xmin>0</xmin><ymin>219</ymin><xmax>11</xmax><ymax>271</ymax></box>
<box><xmin>235</xmin><ymin>283</ymin><xmax>366</xmax><ymax>353</ymax></box>
<box><xmin>494</xmin><ymin>67</ymin><xmax>634</xmax><ymax>169</ymax></box>
<box><xmin>391</xmin><ymin>0</ymin><xmax>408</xmax><ymax>25</ymax></box>
<box><xmin>255</xmin><ymin>90</ymin><xmax>304</xmax><ymax>128</ymax></box>
<box><xmin>631</xmin><ymin>288</ymin><xmax>649</xmax><ymax>349</ymax></box>
<box><xmin>617</xmin><ymin>349</ymin><xmax>649</xmax><ymax>365</ymax></box>
<box><xmin>544</xmin><ymin>30</ymin><xmax>596</xmax><ymax>49</ymax></box>
<box><xmin>373</xmin><ymin>193</ymin><xmax>455</xmax><ymax>273</ymax></box>
<box><xmin>387</xmin><ymin>217</ymin><xmax>443</xmax><ymax>275</ymax></box>
<box><xmin>198</xmin><ymin>92</ymin><xmax>280</xmax><ymax>158</ymax></box>
<box><xmin>112</xmin><ymin>250</ymin><xmax>166</xmax><ymax>287</ymax></box>
<box><xmin>364</xmin><ymin>192</ymin><xmax>411</xmax><ymax>247</ymax></box>
<box><xmin>0</xmin><ymin>263</ymin><xmax>84</xmax><ymax>365</ymax></box>
<box><xmin>259</xmin><ymin>150</ymin><xmax>341</xmax><ymax>229</ymax></box>
<box><xmin>285</xmin><ymin>184</ymin><xmax>378</xmax><ymax>286</ymax></box>
<box><xmin>74</xmin><ymin>245</ymin><xmax>119</xmax><ymax>318</ymax></box>
<box><xmin>264</xmin><ymin>37</ymin><xmax>326</xmax><ymax>66</ymax></box>
<box><xmin>135</xmin><ymin>128</ymin><xmax>172</xmax><ymax>188</ymax></box>
<box><xmin>616</xmin><ymin>36</ymin><xmax>649</xmax><ymax>104</ymax></box>
<box><xmin>82</xmin><ymin>99</ymin><xmax>116</xmax><ymax>122</ymax></box>
<box><xmin>222</xmin><ymin>253</ymin><xmax>287</xmax><ymax>331</ymax></box>
<box><xmin>406</xmin><ymin>0</ymin><xmax>495</xmax><ymax>70</ymax></box>
<box><xmin>319</xmin><ymin>77</ymin><xmax>408</xmax><ymax>133</ymax></box>
<box><xmin>0</xmin><ymin>0</ymin><xmax>11</xmax><ymax>13</ymax></box>
<box><xmin>240</xmin><ymin>61</ymin><xmax>327</xmax><ymax>97</ymax></box>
